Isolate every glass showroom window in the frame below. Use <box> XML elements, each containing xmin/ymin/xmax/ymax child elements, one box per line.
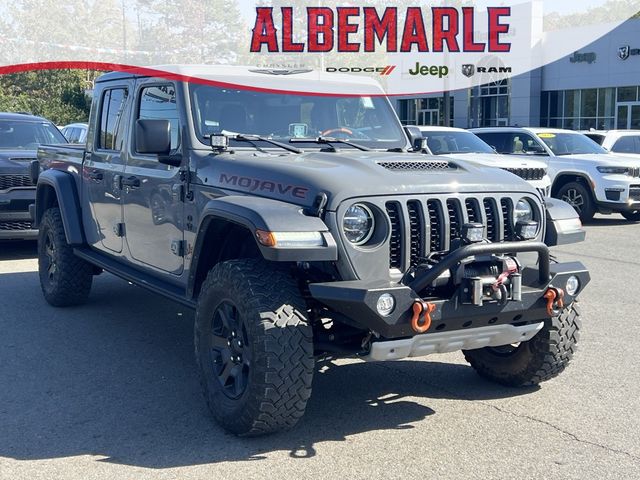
<box><xmin>471</xmin><ymin>80</ymin><xmax>510</xmax><ymax>127</ymax></box>
<box><xmin>540</xmin><ymin>87</ymin><xmax>637</xmax><ymax>130</ymax></box>
<box><xmin>397</xmin><ymin>97</ymin><xmax>454</xmax><ymax>126</ymax></box>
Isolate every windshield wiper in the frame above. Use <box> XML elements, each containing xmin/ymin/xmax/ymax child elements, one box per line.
<box><xmin>289</xmin><ymin>136</ymin><xmax>371</xmax><ymax>151</ymax></box>
<box><xmin>221</xmin><ymin>132</ymin><xmax>302</xmax><ymax>154</ymax></box>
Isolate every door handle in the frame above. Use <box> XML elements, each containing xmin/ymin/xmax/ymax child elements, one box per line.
<box><xmin>121</xmin><ymin>176</ymin><xmax>140</xmax><ymax>188</ymax></box>
<box><xmin>88</xmin><ymin>170</ymin><xmax>103</xmax><ymax>181</ymax></box>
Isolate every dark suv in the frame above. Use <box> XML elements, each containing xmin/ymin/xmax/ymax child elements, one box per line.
<box><xmin>0</xmin><ymin>112</ymin><xmax>67</xmax><ymax>239</ymax></box>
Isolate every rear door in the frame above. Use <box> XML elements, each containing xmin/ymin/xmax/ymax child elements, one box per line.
<box><xmin>122</xmin><ymin>80</ymin><xmax>185</xmax><ymax>275</ymax></box>
<box><xmin>82</xmin><ymin>84</ymin><xmax>132</xmax><ymax>253</ymax></box>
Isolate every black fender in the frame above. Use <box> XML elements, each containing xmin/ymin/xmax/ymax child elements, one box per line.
<box><xmin>544</xmin><ymin>197</ymin><xmax>585</xmax><ymax>246</ymax></box>
<box><xmin>195</xmin><ymin>195</ymin><xmax>337</xmax><ymax>262</ymax></box>
<box><xmin>186</xmin><ymin>196</ymin><xmax>338</xmax><ymax>300</ymax></box>
<box><xmin>550</xmin><ymin>172</ymin><xmax>593</xmax><ymax>197</ymax></box>
<box><xmin>34</xmin><ymin>169</ymin><xmax>85</xmax><ymax>245</ymax></box>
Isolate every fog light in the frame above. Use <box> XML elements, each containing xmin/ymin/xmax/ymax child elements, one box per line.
<box><xmin>376</xmin><ymin>293</ymin><xmax>395</xmax><ymax>317</ymax></box>
<box><xmin>462</xmin><ymin>223</ymin><xmax>485</xmax><ymax>243</ymax></box>
<box><xmin>516</xmin><ymin>220</ymin><xmax>538</xmax><ymax>240</ymax></box>
<box><xmin>566</xmin><ymin>276</ymin><xmax>580</xmax><ymax>296</ymax></box>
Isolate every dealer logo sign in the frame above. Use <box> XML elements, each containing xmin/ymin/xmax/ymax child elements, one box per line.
<box><xmin>462</xmin><ymin>64</ymin><xmax>475</xmax><ymax>77</ymax></box>
<box><xmin>618</xmin><ymin>45</ymin><xmax>640</xmax><ymax>60</ymax></box>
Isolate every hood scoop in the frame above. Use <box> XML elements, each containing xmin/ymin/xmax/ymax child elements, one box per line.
<box><xmin>376</xmin><ymin>159</ymin><xmax>455</xmax><ymax>171</ymax></box>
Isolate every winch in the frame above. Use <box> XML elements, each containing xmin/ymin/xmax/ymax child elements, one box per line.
<box><xmin>458</xmin><ymin>256</ymin><xmax>522</xmax><ymax>306</ymax></box>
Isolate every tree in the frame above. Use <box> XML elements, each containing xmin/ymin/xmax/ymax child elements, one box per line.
<box><xmin>0</xmin><ymin>70</ymin><xmax>94</xmax><ymax>124</ymax></box>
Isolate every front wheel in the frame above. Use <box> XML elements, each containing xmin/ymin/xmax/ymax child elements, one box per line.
<box><xmin>463</xmin><ymin>303</ymin><xmax>581</xmax><ymax>387</ymax></box>
<box><xmin>194</xmin><ymin>259</ymin><xmax>314</xmax><ymax>436</ymax></box>
<box><xmin>556</xmin><ymin>182</ymin><xmax>596</xmax><ymax>222</ymax></box>
<box><xmin>621</xmin><ymin>210</ymin><xmax>640</xmax><ymax>222</ymax></box>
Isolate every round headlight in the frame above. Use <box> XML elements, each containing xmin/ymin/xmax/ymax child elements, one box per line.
<box><xmin>514</xmin><ymin>198</ymin><xmax>534</xmax><ymax>223</ymax></box>
<box><xmin>343</xmin><ymin>203</ymin><xmax>374</xmax><ymax>245</ymax></box>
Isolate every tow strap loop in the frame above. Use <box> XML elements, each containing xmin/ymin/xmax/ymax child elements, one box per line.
<box><xmin>492</xmin><ymin>259</ymin><xmax>519</xmax><ymax>292</ymax></box>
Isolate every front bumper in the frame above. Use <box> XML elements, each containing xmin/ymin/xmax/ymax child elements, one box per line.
<box><xmin>0</xmin><ymin>188</ymin><xmax>37</xmax><ymax>240</ymax></box>
<box><xmin>309</xmin><ymin>241</ymin><xmax>589</xmax><ymax>339</ymax></box>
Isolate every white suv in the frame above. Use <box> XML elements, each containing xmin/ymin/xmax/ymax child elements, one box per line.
<box><xmin>471</xmin><ymin>127</ymin><xmax>640</xmax><ymax>222</ymax></box>
<box><xmin>582</xmin><ymin>130</ymin><xmax>640</xmax><ymax>159</ymax></box>
<box><xmin>417</xmin><ymin>126</ymin><xmax>551</xmax><ymax>197</ymax></box>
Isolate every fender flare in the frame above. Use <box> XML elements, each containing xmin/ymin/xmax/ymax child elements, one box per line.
<box><xmin>195</xmin><ymin>195</ymin><xmax>337</xmax><ymax>261</ymax></box>
<box><xmin>35</xmin><ymin>169</ymin><xmax>85</xmax><ymax>245</ymax></box>
<box><xmin>187</xmin><ymin>196</ymin><xmax>338</xmax><ymax>299</ymax></box>
<box><xmin>550</xmin><ymin>172</ymin><xmax>593</xmax><ymax>197</ymax></box>
<box><xmin>544</xmin><ymin>197</ymin><xmax>586</xmax><ymax>246</ymax></box>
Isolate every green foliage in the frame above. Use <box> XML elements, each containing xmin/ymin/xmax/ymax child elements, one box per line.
<box><xmin>0</xmin><ymin>70</ymin><xmax>96</xmax><ymax>125</ymax></box>
<box><xmin>545</xmin><ymin>0</ymin><xmax>640</xmax><ymax>30</ymax></box>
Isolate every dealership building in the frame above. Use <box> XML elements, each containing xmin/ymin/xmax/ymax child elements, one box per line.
<box><xmin>393</xmin><ymin>15</ymin><xmax>640</xmax><ymax>131</ymax></box>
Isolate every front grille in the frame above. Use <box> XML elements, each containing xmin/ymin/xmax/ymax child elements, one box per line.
<box><xmin>377</xmin><ymin>160</ymin><xmax>454</xmax><ymax>171</ymax></box>
<box><xmin>0</xmin><ymin>220</ymin><xmax>33</xmax><ymax>231</ymax></box>
<box><xmin>385</xmin><ymin>195</ymin><xmax>532</xmax><ymax>270</ymax></box>
<box><xmin>502</xmin><ymin>167</ymin><xmax>546</xmax><ymax>181</ymax></box>
<box><xmin>630</xmin><ymin>185</ymin><xmax>640</xmax><ymax>201</ymax></box>
<box><xmin>0</xmin><ymin>174</ymin><xmax>34</xmax><ymax>190</ymax></box>
<box><xmin>386</xmin><ymin>202</ymin><xmax>402</xmax><ymax>269</ymax></box>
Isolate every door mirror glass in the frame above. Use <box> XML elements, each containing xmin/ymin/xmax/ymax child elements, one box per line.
<box><xmin>135</xmin><ymin>119</ymin><xmax>171</xmax><ymax>155</ymax></box>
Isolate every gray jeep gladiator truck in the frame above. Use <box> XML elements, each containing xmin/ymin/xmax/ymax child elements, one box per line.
<box><xmin>33</xmin><ymin>66</ymin><xmax>589</xmax><ymax>436</ymax></box>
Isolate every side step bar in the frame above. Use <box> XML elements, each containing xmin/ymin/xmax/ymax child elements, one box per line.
<box><xmin>73</xmin><ymin>248</ymin><xmax>196</xmax><ymax>309</ymax></box>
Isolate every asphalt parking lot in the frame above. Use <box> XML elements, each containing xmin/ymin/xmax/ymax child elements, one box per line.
<box><xmin>0</xmin><ymin>217</ymin><xmax>639</xmax><ymax>480</ymax></box>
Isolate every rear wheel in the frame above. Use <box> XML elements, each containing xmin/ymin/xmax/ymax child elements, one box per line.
<box><xmin>463</xmin><ymin>303</ymin><xmax>581</xmax><ymax>386</ymax></box>
<box><xmin>621</xmin><ymin>210</ymin><xmax>640</xmax><ymax>222</ymax></box>
<box><xmin>556</xmin><ymin>182</ymin><xmax>595</xmax><ymax>222</ymax></box>
<box><xmin>194</xmin><ymin>259</ymin><xmax>314</xmax><ymax>436</ymax></box>
<box><xmin>38</xmin><ymin>207</ymin><xmax>93</xmax><ymax>307</ymax></box>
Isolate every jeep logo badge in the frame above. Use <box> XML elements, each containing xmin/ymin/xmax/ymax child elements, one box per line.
<box><xmin>461</xmin><ymin>64</ymin><xmax>475</xmax><ymax>77</ymax></box>
<box><xmin>619</xmin><ymin>45</ymin><xmax>630</xmax><ymax>60</ymax></box>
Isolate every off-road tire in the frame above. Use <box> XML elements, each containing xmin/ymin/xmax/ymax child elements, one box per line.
<box><xmin>194</xmin><ymin>259</ymin><xmax>314</xmax><ymax>436</ymax></box>
<box><xmin>621</xmin><ymin>210</ymin><xmax>640</xmax><ymax>222</ymax></box>
<box><xmin>38</xmin><ymin>207</ymin><xmax>93</xmax><ymax>307</ymax></box>
<box><xmin>556</xmin><ymin>182</ymin><xmax>596</xmax><ymax>222</ymax></box>
<box><xmin>463</xmin><ymin>302</ymin><xmax>581</xmax><ymax>387</ymax></box>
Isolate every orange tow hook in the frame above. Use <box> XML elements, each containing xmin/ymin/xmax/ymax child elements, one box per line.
<box><xmin>411</xmin><ymin>300</ymin><xmax>436</xmax><ymax>334</ymax></box>
<box><xmin>543</xmin><ymin>287</ymin><xmax>565</xmax><ymax>317</ymax></box>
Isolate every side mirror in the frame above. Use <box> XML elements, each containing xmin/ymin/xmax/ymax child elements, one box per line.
<box><xmin>136</xmin><ymin>119</ymin><xmax>171</xmax><ymax>155</ymax></box>
<box><xmin>29</xmin><ymin>159</ymin><xmax>40</xmax><ymax>185</ymax></box>
<box><xmin>404</xmin><ymin>126</ymin><xmax>426</xmax><ymax>151</ymax></box>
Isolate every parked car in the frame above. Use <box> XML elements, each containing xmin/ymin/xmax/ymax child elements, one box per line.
<box><xmin>60</xmin><ymin>122</ymin><xmax>88</xmax><ymax>144</ymax></box>
<box><xmin>0</xmin><ymin>112</ymin><xmax>67</xmax><ymax>239</ymax></box>
<box><xmin>472</xmin><ymin>127</ymin><xmax>640</xmax><ymax>222</ymax></box>
<box><xmin>34</xmin><ymin>66</ymin><xmax>588</xmax><ymax>435</ymax></box>
<box><xmin>581</xmin><ymin>129</ymin><xmax>640</xmax><ymax>158</ymax></box>
<box><xmin>417</xmin><ymin>126</ymin><xmax>551</xmax><ymax>197</ymax></box>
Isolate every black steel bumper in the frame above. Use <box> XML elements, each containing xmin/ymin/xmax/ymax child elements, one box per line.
<box><xmin>309</xmin><ymin>241</ymin><xmax>590</xmax><ymax>339</ymax></box>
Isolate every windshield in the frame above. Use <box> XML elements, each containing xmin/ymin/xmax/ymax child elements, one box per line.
<box><xmin>189</xmin><ymin>85</ymin><xmax>407</xmax><ymax>150</ymax></box>
<box><xmin>421</xmin><ymin>130</ymin><xmax>494</xmax><ymax>155</ymax></box>
<box><xmin>0</xmin><ymin>120</ymin><xmax>67</xmax><ymax>149</ymax></box>
<box><xmin>536</xmin><ymin>132</ymin><xmax>607</xmax><ymax>156</ymax></box>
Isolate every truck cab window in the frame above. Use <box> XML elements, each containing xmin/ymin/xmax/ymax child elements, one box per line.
<box><xmin>138</xmin><ymin>85</ymin><xmax>180</xmax><ymax>151</ymax></box>
<box><xmin>98</xmin><ymin>88</ymin><xmax>128</xmax><ymax>150</ymax></box>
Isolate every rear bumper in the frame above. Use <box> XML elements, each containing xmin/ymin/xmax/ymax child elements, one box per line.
<box><xmin>309</xmin><ymin>242</ymin><xmax>589</xmax><ymax>339</ymax></box>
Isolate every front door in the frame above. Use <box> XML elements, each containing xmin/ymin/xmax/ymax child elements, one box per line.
<box><xmin>82</xmin><ymin>85</ymin><xmax>131</xmax><ymax>253</ymax></box>
<box><xmin>616</xmin><ymin>102</ymin><xmax>640</xmax><ymax>129</ymax></box>
<box><xmin>122</xmin><ymin>82</ymin><xmax>184</xmax><ymax>275</ymax></box>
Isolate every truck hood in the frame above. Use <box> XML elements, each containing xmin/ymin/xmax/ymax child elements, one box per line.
<box><xmin>437</xmin><ymin>152</ymin><xmax>547</xmax><ymax>169</ymax></box>
<box><xmin>554</xmin><ymin>153</ymin><xmax>640</xmax><ymax>166</ymax></box>
<box><xmin>0</xmin><ymin>149</ymin><xmax>37</xmax><ymax>174</ymax></box>
<box><xmin>195</xmin><ymin>150</ymin><xmax>537</xmax><ymax>210</ymax></box>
